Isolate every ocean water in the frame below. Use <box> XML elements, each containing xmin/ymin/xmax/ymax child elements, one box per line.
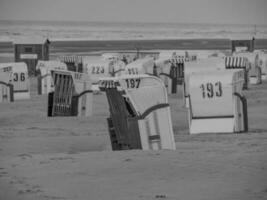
<box><xmin>0</xmin><ymin>20</ymin><xmax>267</xmax><ymax>41</ymax></box>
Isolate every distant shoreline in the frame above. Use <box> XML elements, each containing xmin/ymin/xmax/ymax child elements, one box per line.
<box><xmin>1</xmin><ymin>19</ymin><xmax>267</xmax><ymax>27</ymax></box>
<box><xmin>1</xmin><ymin>38</ymin><xmax>267</xmax><ymax>54</ymax></box>
<box><xmin>1</xmin><ymin>20</ymin><xmax>267</xmax><ymax>43</ymax></box>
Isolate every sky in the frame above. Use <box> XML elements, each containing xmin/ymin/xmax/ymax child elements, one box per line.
<box><xmin>0</xmin><ymin>0</ymin><xmax>266</xmax><ymax>25</ymax></box>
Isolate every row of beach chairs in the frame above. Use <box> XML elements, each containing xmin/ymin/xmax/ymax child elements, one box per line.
<box><xmin>0</xmin><ymin>50</ymin><xmax>266</xmax><ymax>151</ymax></box>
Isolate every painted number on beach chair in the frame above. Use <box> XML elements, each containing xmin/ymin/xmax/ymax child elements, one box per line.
<box><xmin>92</xmin><ymin>66</ymin><xmax>105</xmax><ymax>74</ymax></box>
<box><xmin>3</xmin><ymin>66</ymin><xmax>12</xmax><ymax>72</ymax></box>
<box><xmin>128</xmin><ymin>68</ymin><xmax>138</xmax><ymax>75</ymax></box>
<box><xmin>100</xmin><ymin>80</ymin><xmax>119</xmax><ymax>88</ymax></box>
<box><xmin>200</xmin><ymin>82</ymin><xmax>222</xmax><ymax>99</ymax></box>
<box><xmin>125</xmin><ymin>78</ymin><xmax>141</xmax><ymax>89</ymax></box>
<box><xmin>13</xmin><ymin>73</ymin><xmax>25</xmax><ymax>82</ymax></box>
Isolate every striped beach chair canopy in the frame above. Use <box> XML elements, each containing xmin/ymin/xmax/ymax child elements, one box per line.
<box><xmin>225</xmin><ymin>56</ymin><xmax>249</xmax><ymax>69</ymax></box>
<box><xmin>233</xmin><ymin>52</ymin><xmax>258</xmax><ymax>64</ymax></box>
<box><xmin>172</xmin><ymin>56</ymin><xmax>190</xmax><ymax>64</ymax></box>
<box><xmin>173</xmin><ymin>53</ymin><xmax>197</xmax><ymax>63</ymax></box>
<box><xmin>60</xmin><ymin>55</ymin><xmax>83</xmax><ymax>64</ymax></box>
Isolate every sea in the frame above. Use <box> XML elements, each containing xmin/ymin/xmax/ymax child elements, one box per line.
<box><xmin>0</xmin><ymin>20</ymin><xmax>267</xmax><ymax>42</ymax></box>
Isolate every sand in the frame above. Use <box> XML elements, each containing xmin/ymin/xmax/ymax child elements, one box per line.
<box><xmin>0</xmin><ymin>72</ymin><xmax>266</xmax><ymax>200</ymax></box>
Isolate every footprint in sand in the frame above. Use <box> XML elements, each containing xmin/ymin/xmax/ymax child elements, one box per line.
<box><xmin>17</xmin><ymin>153</ymin><xmax>32</xmax><ymax>159</ymax></box>
<box><xmin>50</xmin><ymin>156</ymin><xmax>74</xmax><ymax>161</ymax></box>
<box><xmin>0</xmin><ymin>167</ymin><xmax>8</xmax><ymax>178</ymax></box>
<box><xmin>41</xmin><ymin>195</ymin><xmax>66</xmax><ymax>199</ymax></box>
<box><xmin>17</xmin><ymin>185</ymin><xmax>43</xmax><ymax>195</ymax></box>
<box><xmin>0</xmin><ymin>171</ymin><xmax>8</xmax><ymax>177</ymax></box>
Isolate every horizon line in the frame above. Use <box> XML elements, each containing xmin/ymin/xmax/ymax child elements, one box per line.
<box><xmin>0</xmin><ymin>19</ymin><xmax>266</xmax><ymax>27</ymax></box>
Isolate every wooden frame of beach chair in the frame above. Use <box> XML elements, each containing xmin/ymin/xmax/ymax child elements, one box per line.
<box><xmin>99</xmin><ymin>74</ymin><xmax>176</xmax><ymax>151</ymax></box>
<box><xmin>47</xmin><ymin>70</ymin><xmax>93</xmax><ymax>117</ymax></box>
<box><xmin>36</xmin><ymin>60</ymin><xmax>67</xmax><ymax>95</ymax></box>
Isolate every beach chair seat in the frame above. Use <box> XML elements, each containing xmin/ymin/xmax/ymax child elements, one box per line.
<box><xmin>48</xmin><ymin>70</ymin><xmax>93</xmax><ymax>117</ymax></box>
<box><xmin>188</xmin><ymin>70</ymin><xmax>248</xmax><ymax>134</ymax></box>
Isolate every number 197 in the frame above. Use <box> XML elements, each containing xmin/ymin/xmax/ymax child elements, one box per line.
<box><xmin>125</xmin><ymin>78</ymin><xmax>141</xmax><ymax>89</ymax></box>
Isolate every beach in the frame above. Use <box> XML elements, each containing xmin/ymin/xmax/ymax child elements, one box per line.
<box><xmin>0</xmin><ymin>76</ymin><xmax>266</xmax><ymax>200</ymax></box>
<box><xmin>0</xmin><ymin>20</ymin><xmax>267</xmax><ymax>200</ymax></box>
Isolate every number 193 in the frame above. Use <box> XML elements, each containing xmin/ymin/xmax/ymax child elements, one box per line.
<box><xmin>200</xmin><ymin>82</ymin><xmax>222</xmax><ymax>98</ymax></box>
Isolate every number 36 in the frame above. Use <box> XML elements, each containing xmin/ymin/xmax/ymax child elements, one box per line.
<box><xmin>13</xmin><ymin>73</ymin><xmax>25</xmax><ymax>82</ymax></box>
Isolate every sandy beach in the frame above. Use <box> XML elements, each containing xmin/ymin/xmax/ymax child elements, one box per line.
<box><xmin>0</xmin><ymin>70</ymin><xmax>266</xmax><ymax>199</ymax></box>
<box><xmin>0</xmin><ymin>21</ymin><xmax>267</xmax><ymax>200</ymax></box>
<box><xmin>1</xmin><ymin>1</ymin><xmax>267</xmax><ymax>198</ymax></box>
